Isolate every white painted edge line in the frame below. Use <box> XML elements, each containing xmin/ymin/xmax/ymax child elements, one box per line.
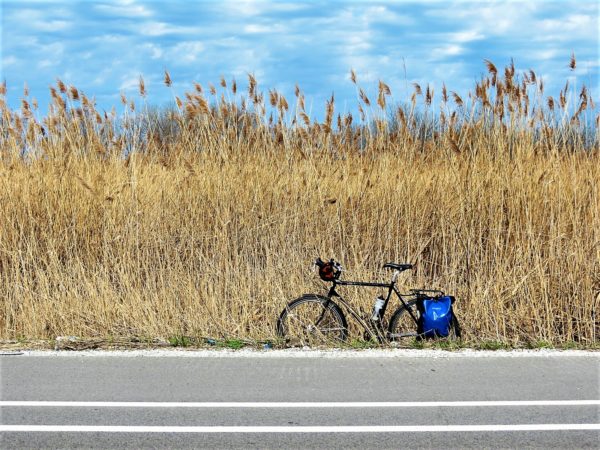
<box><xmin>1</xmin><ymin>424</ymin><xmax>599</xmax><ymax>433</ymax></box>
<box><xmin>2</xmin><ymin>400</ymin><xmax>600</xmax><ymax>408</ymax></box>
<box><xmin>9</xmin><ymin>349</ymin><xmax>600</xmax><ymax>358</ymax></box>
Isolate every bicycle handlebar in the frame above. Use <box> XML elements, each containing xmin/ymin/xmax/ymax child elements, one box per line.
<box><xmin>315</xmin><ymin>257</ymin><xmax>343</xmax><ymax>281</ymax></box>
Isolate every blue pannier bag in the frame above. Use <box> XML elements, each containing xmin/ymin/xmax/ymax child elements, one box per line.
<box><xmin>417</xmin><ymin>295</ymin><xmax>455</xmax><ymax>338</ymax></box>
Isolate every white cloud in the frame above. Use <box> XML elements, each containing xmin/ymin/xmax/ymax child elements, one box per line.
<box><xmin>243</xmin><ymin>23</ymin><xmax>286</xmax><ymax>34</ymax></box>
<box><xmin>534</xmin><ymin>49</ymin><xmax>559</xmax><ymax>61</ymax></box>
<box><xmin>220</xmin><ymin>0</ymin><xmax>262</xmax><ymax>17</ymax></box>
<box><xmin>426</xmin><ymin>2</ymin><xmax>539</xmax><ymax>36</ymax></box>
<box><xmin>219</xmin><ymin>0</ymin><xmax>308</xmax><ymax>17</ymax></box>
<box><xmin>119</xmin><ymin>72</ymin><xmax>144</xmax><ymax>92</ymax></box>
<box><xmin>169</xmin><ymin>41</ymin><xmax>205</xmax><ymax>63</ymax></box>
<box><xmin>32</xmin><ymin>20</ymin><xmax>71</xmax><ymax>32</ymax></box>
<box><xmin>135</xmin><ymin>21</ymin><xmax>196</xmax><ymax>37</ymax></box>
<box><xmin>38</xmin><ymin>59</ymin><xmax>55</xmax><ymax>69</ymax></box>
<box><xmin>8</xmin><ymin>8</ymin><xmax>40</xmax><ymax>21</ymax></box>
<box><xmin>573</xmin><ymin>59</ymin><xmax>600</xmax><ymax>77</ymax></box>
<box><xmin>91</xmin><ymin>67</ymin><xmax>116</xmax><ymax>87</ymax></box>
<box><xmin>361</xmin><ymin>6</ymin><xmax>414</xmax><ymax>26</ymax></box>
<box><xmin>91</xmin><ymin>34</ymin><xmax>128</xmax><ymax>44</ymax></box>
<box><xmin>449</xmin><ymin>30</ymin><xmax>485</xmax><ymax>43</ymax></box>
<box><xmin>2</xmin><ymin>55</ymin><xmax>19</xmax><ymax>67</ymax></box>
<box><xmin>95</xmin><ymin>0</ymin><xmax>153</xmax><ymax>18</ymax></box>
<box><xmin>344</xmin><ymin>33</ymin><xmax>373</xmax><ymax>53</ymax></box>
<box><xmin>38</xmin><ymin>42</ymin><xmax>65</xmax><ymax>60</ymax></box>
<box><xmin>312</xmin><ymin>4</ymin><xmax>412</xmax><ymax>30</ymax></box>
<box><xmin>141</xmin><ymin>43</ymin><xmax>164</xmax><ymax>59</ymax></box>
<box><xmin>535</xmin><ymin>13</ymin><xmax>598</xmax><ymax>41</ymax></box>
<box><xmin>6</xmin><ymin>8</ymin><xmax>71</xmax><ymax>32</ymax></box>
<box><xmin>432</xmin><ymin>44</ymin><xmax>464</xmax><ymax>59</ymax></box>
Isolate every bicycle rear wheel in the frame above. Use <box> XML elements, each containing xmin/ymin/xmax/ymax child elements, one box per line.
<box><xmin>387</xmin><ymin>300</ymin><xmax>420</xmax><ymax>343</ymax></box>
<box><xmin>277</xmin><ymin>294</ymin><xmax>348</xmax><ymax>347</ymax></box>
<box><xmin>388</xmin><ymin>300</ymin><xmax>461</xmax><ymax>343</ymax></box>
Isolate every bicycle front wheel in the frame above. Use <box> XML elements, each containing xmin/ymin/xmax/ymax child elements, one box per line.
<box><xmin>276</xmin><ymin>294</ymin><xmax>348</xmax><ymax>347</ymax></box>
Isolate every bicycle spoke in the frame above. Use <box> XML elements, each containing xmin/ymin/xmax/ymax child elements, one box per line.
<box><xmin>280</xmin><ymin>298</ymin><xmax>347</xmax><ymax>346</ymax></box>
<box><xmin>388</xmin><ymin>301</ymin><xmax>420</xmax><ymax>344</ymax></box>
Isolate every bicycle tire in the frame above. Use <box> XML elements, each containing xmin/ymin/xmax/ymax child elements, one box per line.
<box><xmin>276</xmin><ymin>294</ymin><xmax>348</xmax><ymax>346</ymax></box>
<box><xmin>387</xmin><ymin>300</ymin><xmax>419</xmax><ymax>342</ymax></box>
<box><xmin>388</xmin><ymin>301</ymin><xmax>461</xmax><ymax>341</ymax></box>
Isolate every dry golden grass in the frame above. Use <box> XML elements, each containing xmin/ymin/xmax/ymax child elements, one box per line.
<box><xmin>0</xmin><ymin>60</ymin><xmax>598</xmax><ymax>346</ymax></box>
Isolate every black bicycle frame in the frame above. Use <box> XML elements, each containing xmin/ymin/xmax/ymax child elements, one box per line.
<box><xmin>326</xmin><ymin>278</ymin><xmax>420</xmax><ymax>329</ymax></box>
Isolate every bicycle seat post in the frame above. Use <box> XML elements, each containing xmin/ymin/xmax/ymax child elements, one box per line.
<box><xmin>391</xmin><ymin>269</ymin><xmax>400</xmax><ymax>284</ymax></box>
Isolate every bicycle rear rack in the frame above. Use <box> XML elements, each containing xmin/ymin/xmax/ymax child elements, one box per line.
<box><xmin>409</xmin><ymin>289</ymin><xmax>445</xmax><ymax>297</ymax></box>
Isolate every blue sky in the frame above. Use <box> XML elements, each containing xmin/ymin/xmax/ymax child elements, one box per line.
<box><xmin>1</xmin><ymin>0</ymin><xmax>598</xmax><ymax>118</ymax></box>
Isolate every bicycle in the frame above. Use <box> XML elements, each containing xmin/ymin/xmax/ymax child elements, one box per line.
<box><xmin>276</xmin><ymin>258</ymin><xmax>461</xmax><ymax>346</ymax></box>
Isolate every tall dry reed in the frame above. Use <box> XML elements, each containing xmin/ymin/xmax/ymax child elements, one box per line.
<box><xmin>0</xmin><ymin>60</ymin><xmax>598</xmax><ymax>346</ymax></box>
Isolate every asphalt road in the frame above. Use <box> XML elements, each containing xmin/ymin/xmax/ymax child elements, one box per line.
<box><xmin>1</xmin><ymin>350</ymin><xmax>598</xmax><ymax>449</ymax></box>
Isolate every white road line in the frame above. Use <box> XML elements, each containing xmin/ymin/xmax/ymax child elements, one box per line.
<box><xmin>1</xmin><ymin>400</ymin><xmax>599</xmax><ymax>408</ymax></box>
<box><xmin>1</xmin><ymin>424</ymin><xmax>599</xmax><ymax>433</ymax></box>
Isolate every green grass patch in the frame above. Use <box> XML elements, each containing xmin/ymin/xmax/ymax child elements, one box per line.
<box><xmin>218</xmin><ymin>339</ymin><xmax>246</xmax><ymax>349</ymax></box>
<box><xmin>168</xmin><ymin>335</ymin><xmax>192</xmax><ymax>347</ymax></box>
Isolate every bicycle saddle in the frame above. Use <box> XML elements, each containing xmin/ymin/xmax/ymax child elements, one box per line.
<box><xmin>383</xmin><ymin>262</ymin><xmax>413</xmax><ymax>271</ymax></box>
